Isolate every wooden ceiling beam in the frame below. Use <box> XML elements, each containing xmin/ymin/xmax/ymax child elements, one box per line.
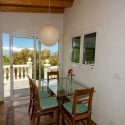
<box><xmin>0</xmin><ymin>0</ymin><xmax>73</xmax><ymax>7</ymax></box>
<box><xmin>0</xmin><ymin>5</ymin><xmax>64</xmax><ymax>13</ymax></box>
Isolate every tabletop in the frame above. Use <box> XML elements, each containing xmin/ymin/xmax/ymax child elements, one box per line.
<box><xmin>42</xmin><ymin>77</ymin><xmax>88</xmax><ymax>97</ymax></box>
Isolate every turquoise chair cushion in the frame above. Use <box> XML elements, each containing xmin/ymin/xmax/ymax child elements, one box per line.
<box><xmin>40</xmin><ymin>97</ymin><xmax>58</xmax><ymax>109</ymax></box>
<box><xmin>38</xmin><ymin>91</ymin><xmax>50</xmax><ymax>99</ymax></box>
<box><xmin>63</xmin><ymin>102</ymin><xmax>88</xmax><ymax>114</ymax></box>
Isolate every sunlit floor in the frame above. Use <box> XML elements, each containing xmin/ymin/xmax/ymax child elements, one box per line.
<box><xmin>0</xmin><ymin>99</ymin><xmax>97</xmax><ymax>125</ymax></box>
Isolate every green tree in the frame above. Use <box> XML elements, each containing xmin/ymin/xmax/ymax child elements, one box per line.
<box><xmin>3</xmin><ymin>55</ymin><xmax>10</xmax><ymax>65</ymax></box>
<box><xmin>49</xmin><ymin>51</ymin><xmax>58</xmax><ymax>66</ymax></box>
<box><xmin>12</xmin><ymin>48</ymin><xmax>58</xmax><ymax>79</ymax></box>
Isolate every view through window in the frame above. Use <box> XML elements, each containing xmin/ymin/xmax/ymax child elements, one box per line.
<box><xmin>2</xmin><ymin>33</ymin><xmax>58</xmax><ymax>100</ymax></box>
<box><xmin>71</xmin><ymin>32</ymin><xmax>97</xmax><ymax>66</ymax></box>
<box><xmin>71</xmin><ymin>36</ymin><xmax>81</xmax><ymax>63</ymax></box>
<box><xmin>83</xmin><ymin>32</ymin><xmax>96</xmax><ymax>65</ymax></box>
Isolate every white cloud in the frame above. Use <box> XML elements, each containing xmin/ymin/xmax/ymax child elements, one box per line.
<box><xmin>3</xmin><ymin>46</ymin><xmax>34</xmax><ymax>52</ymax></box>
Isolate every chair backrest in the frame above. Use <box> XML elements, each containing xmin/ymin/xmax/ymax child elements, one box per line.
<box><xmin>28</xmin><ymin>76</ymin><xmax>34</xmax><ymax>98</ymax></box>
<box><xmin>47</xmin><ymin>71</ymin><xmax>59</xmax><ymax>82</ymax></box>
<box><xmin>72</xmin><ymin>87</ymin><xmax>94</xmax><ymax>115</ymax></box>
<box><xmin>32</xmin><ymin>81</ymin><xmax>41</xmax><ymax>110</ymax></box>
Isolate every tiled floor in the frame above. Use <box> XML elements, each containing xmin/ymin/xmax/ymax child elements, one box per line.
<box><xmin>0</xmin><ymin>99</ymin><xmax>97</xmax><ymax>125</ymax></box>
<box><xmin>0</xmin><ymin>99</ymin><xmax>30</xmax><ymax>125</ymax></box>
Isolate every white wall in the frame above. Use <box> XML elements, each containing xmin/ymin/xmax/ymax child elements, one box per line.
<box><xmin>0</xmin><ymin>12</ymin><xmax>63</xmax><ymax>101</ymax></box>
<box><xmin>63</xmin><ymin>0</ymin><xmax>125</xmax><ymax>125</ymax></box>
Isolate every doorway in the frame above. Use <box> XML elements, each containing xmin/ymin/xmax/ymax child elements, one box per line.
<box><xmin>2</xmin><ymin>33</ymin><xmax>35</xmax><ymax>101</ymax></box>
<box><xmin>2</xmin><ymin>33</ymin><xmax>59</xmax><ymax>101</ymax></box>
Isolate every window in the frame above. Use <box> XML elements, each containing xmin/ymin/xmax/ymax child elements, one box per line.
<box><xmin>70</xmin><ymin>30</ymin><xmax>98</xmax><ymax>67</ymax></box>
<box><xmin>83</xmin><ymin>32</ymin><xmax>96</xmax><ymax>65</ymax></box>
<box><xmin>71</xmin><ymin>36</ymin><xmax>81</xmax><ymax>63</ymax></box>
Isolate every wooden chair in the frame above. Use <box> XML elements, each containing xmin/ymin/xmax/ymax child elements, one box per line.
<box><xmin>47</xmin><ymin>71</ymin><xmax>59</xmax><ymax>83</ymax></box>
<box><xmin>28</xmin><ymin>76</ymin><xmax>34</xmax><ymax>114</ymax></box>
<box><xmin>28</xmin><ymin>76</ymin><xmax>50</xmax><ymax>120</ymax></box>
<box><xmin>47</xmin><ymin>71</ymin><xmax>59</xmax><ymax>96</ymax></box>
<box><xmin>62</xmin><ymin>87</ymin><xmax>94</xmax><ymax>125</ymax></box>
<box><xmin>32</xmin><ymin>82</ymin><xmax>59</xmax><ymax>125</ymax></box>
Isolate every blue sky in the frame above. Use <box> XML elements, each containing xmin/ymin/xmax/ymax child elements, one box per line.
<box><xmin>2</xmin><ymin>33</ymin><xmax>58</xmax><ymax>55</ymax></box>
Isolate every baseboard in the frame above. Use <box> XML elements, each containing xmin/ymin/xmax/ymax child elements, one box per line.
<box><xmin>0</xmin><ymin>101</ymin><xmax>4</xmax><ymax>104</ymax></box>
<box><xmin>91</xmin><ymin>119</ymin><xmax>98</xmax><ymax>125</ymax></box>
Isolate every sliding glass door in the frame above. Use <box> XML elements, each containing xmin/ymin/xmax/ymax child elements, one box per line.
<box><xmin>11</xmin><ymin>36</ymin><xmax>34</xmax><ymax>99</ymax></box>
<box><xmin>2</xmin><ymin>33</ymin><xmax>59</xmax><ymax>101</ymax></box>
<box><xmin>2</xmin><ymin>33</ymin><xmax>39</xmax><ymax>101</ymax></box>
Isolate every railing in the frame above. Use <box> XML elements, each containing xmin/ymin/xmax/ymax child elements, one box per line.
<box><xmin>3</xmin><ymin>58</ymin><xmax>32</xmax><ymax>82</ymax></box>
<box><xmin>44</xmin><ymin>59</ymin><xmax>58</xmax><ymax>79</ymax></box>
<box><xmin>3</xmin><ymin>58</ymin><xmax>58</xmax><ymax>98</ymax></box>
<box><xmin>3</xmin><ymin>58</ymin><xmax>58</xmax><ymax>81</ymax></box>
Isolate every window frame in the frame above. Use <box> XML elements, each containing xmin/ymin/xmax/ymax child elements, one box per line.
<box><xmin>70</xmin><ymin>27</ymin><xmax>100</xmax><ymax>69</ymax></box>
<box><xmin>82</xmin><ymin>32</ymin><xmax>97</xmax><ymax>66</ymax></box>
<box><xmin>70</xmin><ymin>34</ymin><xmax>82</xmax><ymax>64</ymax></box>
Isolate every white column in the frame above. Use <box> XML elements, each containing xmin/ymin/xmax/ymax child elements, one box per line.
<box><xmin>13</xmin><ymin>67</ymin><xmax>15</xmax><ymax>80</ymax></box>
<box><xmin>4</xmin><ymin>68</ymin><xmax>6</xmax><ymax>81</ymax></box>
<box><xmin>17</xmin><ymin>67</ymin><xmax>19</xmax><ymax>79</ymax></box>
<box><xmin>27</xmin><ymin>58</ymin><xmax>33</xmax><ymax>78</ymax></box>
<box><xmin>21</xmin><ymin>67</ymin><xmax>23</xmax><ymax>79</ymax></box>
<box><xmin>24</xmin><ymin>67</ymin><xmax>27</xmax><ymax>79</ymax></box>
<box><xmin>8</xmin><ymin>68</ymin><xmax>10</xmax><ymax>81</ymax></box>
<box><xmin>44</xmin><ymin>59</ymin><xmax>51</xmax><ymax>79</ymax></box>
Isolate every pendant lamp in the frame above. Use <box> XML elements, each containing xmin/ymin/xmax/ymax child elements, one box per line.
<box><xmin>38</xmin><ymin>0</ymin><xmax>59</xmax><ymax>46</ymax></box>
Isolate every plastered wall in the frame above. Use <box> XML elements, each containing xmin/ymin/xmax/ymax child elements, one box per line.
<box><xmin>63</xmin><ymin>0</ymin><xmax>125</xmax><ymax>124</ymax></box>
<box><xmin>0</xmin><ymin>12</ymin><xmax>63</xmax><ymax>101</ymax></box>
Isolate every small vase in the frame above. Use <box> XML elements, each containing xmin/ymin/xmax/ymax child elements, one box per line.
<box><xmin>70</xmin><ymin>79</ymin><xmax>73</xmax><ymax>92</ymax></box>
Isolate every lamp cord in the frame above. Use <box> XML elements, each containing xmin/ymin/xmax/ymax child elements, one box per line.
<box><xmin>48</xmin><ymin>0</ymin><xmax>50</xmax><ymax>24</ymax></box>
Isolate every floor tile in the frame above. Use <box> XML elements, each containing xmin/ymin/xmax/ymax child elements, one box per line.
<box><xmin>15</xmin><ymin>106</ymin><xmax>29</xmax><ymax>114</ymax></box>
<box><xmin>15</xmin><ymin>112</ymin><xmax>26</xmax><ymax>123</ymax></box>
<box><xmin>9</xmin><ymin>101</ymin><xmax>22</xmax><ymax>107</ymax></box>
<box><xmin>0</xmin><ymin>101</ymin><xmax>9</xmax><ymax>108</ymax></box>
<box><xmin>21</xmin><ymin>99</ymin><xmax>30</xmax><ymax>105</ymax></box>
<box><xmin>0</xmin><ymin>114</ymin><xmax>6</xmax><ymax>123</ymax></box>
<box><xmin>0</xmin><ymin>122</ymin><xmax>6</xmax><ymax>125</ymax></box>
<box><xmin>0</xmin><ymin>107</ymin><xmax>7</xmax><ymax>115</ymax></box>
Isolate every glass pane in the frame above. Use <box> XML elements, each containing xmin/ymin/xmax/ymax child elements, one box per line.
<box><xmin>12</xmin><ymin>36</ymin><xmax>34</xmax><ymax>98</ymax></box>
<box><xmin>39</xmin><ymin>42</ymin><xmax>59</xmax><ymax>90</ymax></box>
<box><xmin>83</xmin><ymin>32</ymin><xmax>96</xmax><ymax>65</ymax></box>
<box><xmin>2</xmin><ymin>33</ymin><xmax>10</xmax><ymax>101</ymax></box>
<box><xmin>41</xmin><ymin>42</ymin><xmax>59</xmax><ymax>74</ymax></box>
<box><xmin>36</xmin><ymin>39</ymin><xmax>40</xmax><ymax>80</ymax></box>
<box><xmin>71</xmin><ymin>36</ymin><xmax>80</xmax><ymax>63</ymax></box>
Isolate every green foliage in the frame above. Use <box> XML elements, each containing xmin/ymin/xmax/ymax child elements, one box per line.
<box><xmin>12</xmin><ymin>48</ymin><xmax>58</xmax><ymax>79</ymax></box>
<box><xmin>71</xmin><ymin>47</ymin><xmax>80</xmax><ymax>63</ymax></box>
<box><xmin>3</xmin><ymin>55</ymin><xmax>10</xmax><ymax>65</ymax></box>
<box><xmin>49</xmin><ymin>51</ymin><xmax>58</xmax><ymax>66</ymax></box>
<box><xmin>13</xmin><ymin>48</ymin><xmax>32</xmax><ymax>64</ymax></box>
<box><xmin>85</xmin><ymin>47</ymin><xmax>95</xmax><ymax>64</ymax></box>
<box><xmin>84</xmin><ymin>42</ymin><xmax>95</xmax><ymax>64</ymax></box>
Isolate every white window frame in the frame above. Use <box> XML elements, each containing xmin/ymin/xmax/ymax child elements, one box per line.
<box><xmin>70</xmin><ymin>26</ymin><xmax>100</xmax><ymax>70</ymax></box>
<box><xmin>70</xmin><ymin>35</ymin><xmax>82</xmax><ymax>64</ymax></box>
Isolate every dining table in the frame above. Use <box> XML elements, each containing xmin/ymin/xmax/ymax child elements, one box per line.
<box><xmin>41</xmin><ymin>77</ymin><xmax>90</xmax><ymax>114</ymax></box>
<box><xmin>42</xmin><ymin>77</ymin><xmax>88</xmax><ymax>100</ymax></box>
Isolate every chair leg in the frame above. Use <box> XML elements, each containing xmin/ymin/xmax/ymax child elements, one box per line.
<box><xmin>31</xmin><ymin>103</ymin><xmax>34</xmax><ymax>120</ymax></box>
<box><xmin>72</xmin><ymin>119</ymin><xmax>75</xmax><ymax>125</ymax></box>
<box><xmin>37</xmin><ymin>113</ymin><xmax>40</xmax><ymax>125</ymax></box>
<box><xmin>33</xmin><ymin>108</ymin><xmax>36</xmax><ymax>123</ymax></box>
<box><xmin>87</xmin><ymin>115</ymin><xmax>91</xmax><ymax>125</ymax></box>
<box><xmin>57</xmin><ymin>108</ymin><xmax>59</xmax><ymax>125</ymax></box>
<box><xmin>28</xmin><ymin>98</ymin><xmax>32</xmax><ymax>113</ymax></box>
<box><xmin>62</xmin><ymin>108</ymin><xmax>64</xmax><ymax>125</ymax></box>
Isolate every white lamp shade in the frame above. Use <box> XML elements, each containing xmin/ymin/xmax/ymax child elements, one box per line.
<box><xmin>38</xmin><ymin>24</ymin><xmax>59</xmax><ymax>46</ymax></box>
